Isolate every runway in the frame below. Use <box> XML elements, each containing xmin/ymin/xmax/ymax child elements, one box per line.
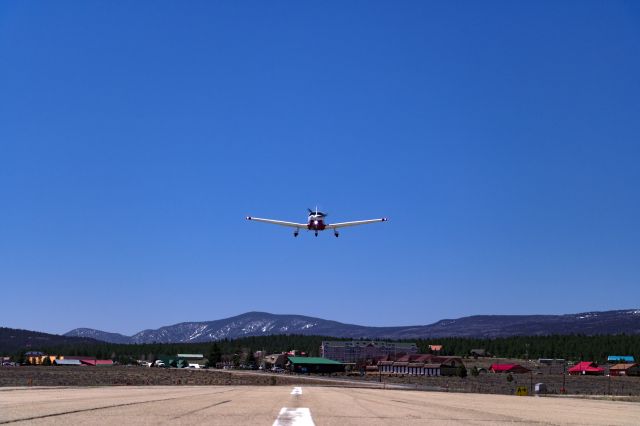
<box><xmin>1</xmin><ymin>385</ymin><xmax>639</xmax><ymax>425</ymax></box>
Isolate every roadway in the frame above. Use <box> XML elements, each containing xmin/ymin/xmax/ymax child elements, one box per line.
<box><xmin>1</xmin><ymin>385</ymin><xmax>639</xmax><ymax>425</ymax></box>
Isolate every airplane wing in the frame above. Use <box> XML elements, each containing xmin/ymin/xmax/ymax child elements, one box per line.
<box><xmin>246</xmin><ymin>217</ymin><xmax>307</xmax><ymax>229</ymax></box>
<box><xmin>325</xmin><ymin>218</ymin><xmax>388</xmax><ymax>229</ymax></box>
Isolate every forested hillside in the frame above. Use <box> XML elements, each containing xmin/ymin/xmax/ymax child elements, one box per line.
<box><xmin>0</xmin><ymin>327</ymin><xmax>100</xmax><ymax>353</ymax></box>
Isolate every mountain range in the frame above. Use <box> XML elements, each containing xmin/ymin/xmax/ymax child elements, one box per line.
<box><xmin>64</xmin><ymin>309</ymin><xmax>640</xmax><ymax>344</ymax></box>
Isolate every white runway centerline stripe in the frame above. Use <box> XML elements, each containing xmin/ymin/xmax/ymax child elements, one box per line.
<box><xmin>290</xmin><ymin>387</ymin><xmax>303</xmax><ymax>395</ymax></box>
<box><xmin>273</xmin><ymin>407</ymin><xmax>315</xmax><ymax>426</ymax></box>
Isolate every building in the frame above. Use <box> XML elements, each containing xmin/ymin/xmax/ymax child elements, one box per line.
<box><xmin>262</xmin><ymin>354</ymin><xmax>288</xmax><ymax>369</ymax></box>
<box><xmin>31</xmin><ymin>354</ymin><xmax>71</xmax><ymax>365</ymax></box>
<box><xmin>609</xmin><ymin>363</ymin><xmax>640</xmax><ymax>377</ymax></box>
<box><xmin>378</xmin><ymin>355</ymin><xmax>464</xmax><ymax>376</ymax></box>
<box><xmin>58</xmin><ymin>356</ymin><xmax>113</xmax><ymax>366</ymax></box>
<box><xmin>538</xmin><ymin>359</ymin><xmax>565</xmax><ymax>365</ymax></box>
<box><xmin>321</xmin><ymin>341</ymin><xmax>418</xmax><ymax>363</ymax></box>
<box><xmin>157</xmin><ymin>356</ymin><xmax>190</xmax><ymax>368</ymax></box>
<box><xmin>287</xmin><ymin>357</ymin><xmax>344</xmax><ymax>374</ymax></box>
<box><xmin>177</xmin><ymin>354</ymin><xmax>204</xmax><ymax>360</ymax></box>
<box><xmin>428</xmin><ymin>345</ymin><xmax>443</xmax><ymax>353</ymax></box>
<box><xmin>81</xmin><ymin>359</ymin><xmax>114</xmax><ymax>366</ymax></box>
<box><xmin>607</xmin><ymin>355</ymin><xmax>635</xmax><ymax>364</ymax></box>
<box><xmin>489</xmin><ymin>364</ymin><xmax>531</xmax><ymax>374</ymax></box>
<box><xmin>54</xmin><ymin>359</ymin><xmax>82</xmax><ymax>366</ymax></box>
<box><xmin>568</xmin><ymin>362</ymin><xmax>604</xmax><ymax>376</ymax></box>
<box><xmin>26</xmin><ymin>353</ymin><xmax>56</xmax><ymax>365</ymax></box>
<box><xmin>24</xmin><ymin>354</ymin><xmax>112</xmax><ymax>366</ymax></box>
<box><xmin>178</xmin><ymin>354</ymin><xmax>207</xmax><ymax>367</ymax></box>
<box><xmin>470</xmin><ymin>349</ymin><xmax>490</xmax><ymax>358</ymax></box>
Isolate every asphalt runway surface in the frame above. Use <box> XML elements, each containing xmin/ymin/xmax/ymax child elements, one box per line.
<box><xmin>1</xmin><ymin>385</ymin><xmax>639</xmax><ymax>425</ymax></box>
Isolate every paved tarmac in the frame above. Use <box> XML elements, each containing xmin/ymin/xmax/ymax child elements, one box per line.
<box><xmin>1</xmin><ymin>385</ymin><xmax>639</xmax><ymax>425</ymax></box>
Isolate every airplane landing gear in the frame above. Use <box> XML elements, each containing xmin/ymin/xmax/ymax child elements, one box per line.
<box><xmin>293</xmin><ymin>230</ymin><xmax>299</xmax><ymax>237</ymax></box>
<box><xmin>334</xmin><ymin>231</ymin><xmax>339</xmax><ymax>238</ymax></box>
<box><xmin>314</xmin><ymin>231</ymin><xmax>318</xmax><ymax>237</ymax></box>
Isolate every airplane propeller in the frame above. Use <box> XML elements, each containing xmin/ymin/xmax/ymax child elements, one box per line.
<box><xmin>308</xmin><ymin>207</ymin><xmax>327</xmax><ymax>217</ymax></box>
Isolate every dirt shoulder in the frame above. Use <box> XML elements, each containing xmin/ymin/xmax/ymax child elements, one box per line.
<box><xmin>2</xmin><ymin>366</ymin><xmax>640</xmax><ymax>398</ymax></box>
<box><xmin>0</xmin><ymin>366</ymin><xmax>377</xmax><ymax>388</ymax></box>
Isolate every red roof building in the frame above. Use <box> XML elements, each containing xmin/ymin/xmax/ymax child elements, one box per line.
<box><xmin>568</xmin><ymin>362</ymin><xmax>604</xmax><ymax>375</ymax></box>
<box><xmin>489</xmin><ymin>363</ymin><xmax>531</xmax><ymax>374</ymax></box>
<box><xmin>80</xmin><ymin>359</ymin><xmax>114</xmax><ymax>366</ymax></box>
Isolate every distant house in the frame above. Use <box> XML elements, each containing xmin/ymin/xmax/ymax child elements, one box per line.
<box><xmin>470</xmin><ymin>349</ymin><xmax>489</xmax><ymax>358</ymax></box>
<box><xmin>489</xmin><ymin>364</ymin><xmax>530</xmax><ymax>374</ymax></box>
<box><xmin>607</xmin><ymin>356</ymin><xmax>635</xmax><ymax>364</ymax></box>
<box><xmin>568</xmin><ymin>362</ymin><xmax>604</xmax><ymax>376</ymax></box>
<box><xmin>609</xmin><ymin>363</ymin><xmax>640</xmax><ymax>377</ymax></box>
<box><xmin>429</xmin><ymin>345</ymin><xmax>443</xmax><ymax>353</ymax></box>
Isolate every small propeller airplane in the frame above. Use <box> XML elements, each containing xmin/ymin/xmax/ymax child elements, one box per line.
<box><xmin>246</xmin><ymin>207</ymin><xmax>388</xmax><ymax>237</ymax></box>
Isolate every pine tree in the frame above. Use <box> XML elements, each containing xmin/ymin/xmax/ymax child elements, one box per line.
<box><xmin>207</xmin><ymin>343</ymin><xmax>222</xmax><ymax>367</ymax></box>
<box><xmin>245</xmin><ymin>349</ymin><xmax>256</xmax><ymax>368</ymax></box>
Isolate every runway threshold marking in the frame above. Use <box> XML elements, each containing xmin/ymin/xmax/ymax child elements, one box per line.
<box><xmin>273</xmin><ymin>407</ymin><xmax>315</xmax><ymax>426</ymax></box>
<box><xmin>290</xmin><ymin>387</ymin><xmax>303</xmax><ymax>395</ymax></box>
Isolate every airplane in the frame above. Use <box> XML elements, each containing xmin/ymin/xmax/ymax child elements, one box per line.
<box><xmin>246</xmin><ymin>207</ymin><xmax>388</xmax><ymax>237</ymax></box>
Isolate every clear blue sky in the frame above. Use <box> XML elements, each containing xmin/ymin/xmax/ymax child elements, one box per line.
<box><xmin>1</xmin><ymin>1</ymin><xmax>639</xmax><ymax>335</ymax></box>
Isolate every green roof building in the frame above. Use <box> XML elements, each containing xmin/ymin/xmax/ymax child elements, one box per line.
<box><xmin>288</xmin><ymin>356</ymin><xmax>344</xmax><ymax>374</ymax></box>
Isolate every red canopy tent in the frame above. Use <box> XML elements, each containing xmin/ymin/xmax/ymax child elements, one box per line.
<box><xmin>568</xmin><ymin>362</ymin><xmax>604</xmax><ymax>375</ymax></box>
<box><xmin>489</xmin><ymin>363</ymin><xmax>530</xmax><ymax>374</ymax></box>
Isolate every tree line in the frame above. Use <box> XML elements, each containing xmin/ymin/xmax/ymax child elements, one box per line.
<box><xmin>416</xmin><ymin>334</ymin><xmax>640</xmax><ymax>361</ymax></box>
<box><xmin>6</xmin><ymin>334</ymin><xmax>640</xmax><ymax>364</ymax></box>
